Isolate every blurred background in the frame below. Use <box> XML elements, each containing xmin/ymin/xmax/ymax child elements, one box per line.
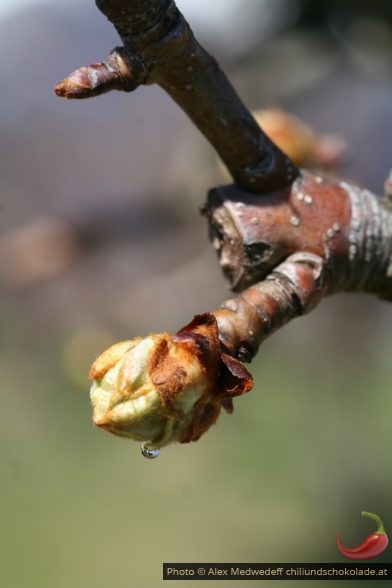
<box><xmin>1</xmin><ymin>1</ymin><xmax>392</xmax><ymax>586</ymax></box>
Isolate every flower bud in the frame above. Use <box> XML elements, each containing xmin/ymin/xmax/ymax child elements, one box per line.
<box><xmin>89</xmin><ymin>313</ymin><xmax>253</xmax><ymax>449</ymax></box>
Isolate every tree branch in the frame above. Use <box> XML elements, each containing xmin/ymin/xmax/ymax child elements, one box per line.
<box><xmin>203</xmin><ymin>171</ymin><xmax>392</xmax><ymax>299</ymax></box>
<box><xmin>54</xmin><ymin>2</ymin><xmax>392</xmax><ymax>449</ymax></box>
<box><xmin>213</xmin><ymin>252</ymin><xmax>327</xmax><ymax>362</ymax></box>
<box><xmin>55</xmin><ymin>0</ymin><xmax>298</xmax><ymax>194</ymax></box>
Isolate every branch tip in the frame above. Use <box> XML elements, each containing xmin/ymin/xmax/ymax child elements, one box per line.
<box><xmin>54</xmin><ymin>47</ymin><xmax>146</xmax><ymax>99</ymax></box>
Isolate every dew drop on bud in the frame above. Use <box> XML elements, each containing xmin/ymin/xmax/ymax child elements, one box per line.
<box><xmin>141</xmin><ymin>443</ymin><xmax>160</xmax><ymax>459</ymax></box>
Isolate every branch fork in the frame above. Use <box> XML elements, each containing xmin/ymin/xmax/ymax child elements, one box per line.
<box><xmin>54</xmin><ymin>1</ymin><xmax>392</xmax><ymax>450</ymax></box>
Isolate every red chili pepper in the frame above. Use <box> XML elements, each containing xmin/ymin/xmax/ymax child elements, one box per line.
<box><xmin>337</xmin><ymin>511</ymin><xmax>388</xmax><ymax>560</ymax></box>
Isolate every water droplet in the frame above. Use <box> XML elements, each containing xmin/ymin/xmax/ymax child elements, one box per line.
<box><xmin>251</xmin><ymin>217</ymin><xmax>258</xmax><ymax>224</ymax></box>
<box><xmin>290</xmin><ymin>216</ymin><xmax>301</xmax><ymax>227</ymax></box>
<box><xmin>304</xmin><ymin>194</ymin><xmax>313</xmax><ymax>204</ymax></box>
<box><xmin>296</xmin><ymin>192</ymin><xmax>304</xmax><ymax>201</ymax></box>
<box><xmin>141</xmin><ymin>443</ymin><xmax>160</xmax><ymax>459</ymax></box>
<box><xmin>315</xmin><ymin>176</ymin><xmax>323</xmax><ymax>184</ymax></box>
<box><xmin>332</xmin><ymin>222</ymin><xmax>340</xmax><ymax>232</ymax></box>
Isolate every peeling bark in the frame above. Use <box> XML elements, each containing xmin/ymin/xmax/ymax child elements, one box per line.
<box><xmin>203</xmin><ymin>171</ymin><xmax>392</xmax><ymax>301</ymax></box>
<box><xmin>55</xmin><ymin>3</ymin><xmax>392</xmax><ymax>442</ymax></box>
<box><xmin>213</xmin><ymin>251</ymin><xmax>326</xmax><ymax>362</ymax></box>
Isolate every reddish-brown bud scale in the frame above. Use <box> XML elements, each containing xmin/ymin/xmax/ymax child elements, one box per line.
<box><xmin>89</xmin><ymin>314</ymin><xmax>253</xmax><ymax>449</ymax></box>
<box><xmin>54</xmin><ymin>47</ymin><xmax>146</xmax><ymax>99</ymax></box>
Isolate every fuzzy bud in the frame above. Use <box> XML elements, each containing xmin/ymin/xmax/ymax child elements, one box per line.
<box><xmin>89</xmin><ymin>313</ymin><xmax>253</xmax><ymax>449</ymax></box>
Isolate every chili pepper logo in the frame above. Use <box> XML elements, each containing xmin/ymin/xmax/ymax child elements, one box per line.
<box><xmin>337</xmin><ymin>511</ymin><xmax>388</xmax><ymax>560</ymax></box>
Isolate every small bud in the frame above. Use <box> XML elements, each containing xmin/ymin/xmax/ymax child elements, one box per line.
<box><xmin>89</xmin><ymin>314</ymin><xmax>253</xmax><ymax>449</ymax></box>
<box><xmin>54</xmin><ymin>47</ymin><xmax>146</xmax><ymax>99</ymax></box>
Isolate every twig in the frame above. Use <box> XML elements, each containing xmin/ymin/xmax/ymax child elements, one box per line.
<box><xmin>88</xmin><ymin>235</ymin><xmax>390</xmax><ymax>450</ymax></box>
<box><xmin>87</xmin><ymin>251</ymin><xmax>326</xmax><ymax>449</ymax></box>
<box><xmin>213</xmin><ymin>251</ymin><xmax>327</xmax><ymax>362</ymax></box>
<box><xmin>55</xmin><ymin>2</ymin><xmax>392</xmax><ymax>450</ymax></box>
<box><xmin>54</xmin><ymin>47</ymin><xmax>146</xmax><ymax>98</ymax></box>
<box><xmin>55</xmin><ymin>0</ymin><xmax>298</xmax><ymax>194</ymax></box>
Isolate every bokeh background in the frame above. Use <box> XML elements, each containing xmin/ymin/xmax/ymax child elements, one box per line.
<box><xmin>2</xmin><ymin>1</ymin><xmax>392</xmax><ymax>586</ymax></box>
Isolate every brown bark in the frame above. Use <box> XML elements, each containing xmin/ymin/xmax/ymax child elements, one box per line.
<box><xmin>200</xmin><ymin>169</ymin><xmax>392</xmax><ymax>361</ymax></box>
<box><xmin>213</xmin><ymin>251</ymin><xmax>327</xmax><ymax>362</ymax></box>
<box><xmin>55</xmin><ymin>2</ymin><xmax>392</xmax><ymax>367</ymax></box>
<box><xmin>203</xmin><ymin>171</ymin><xmax>392</xmax><ymax>298</ymax></box>
<box><xmin>55</xmin><ymin>0</ymin><xmax>297</xmax><ymax>194</ymax></box>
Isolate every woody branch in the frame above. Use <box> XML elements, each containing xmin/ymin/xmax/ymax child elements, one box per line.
<box><xmin>55</xmin><ymin>1</ymin><xmax>392</xmax><ymax>448</ymax></box>
<box><xmin>55</xmin><ymin>0</ymin><xmax>392</xmax><ymax>342</ymax></box>
<box><xmin>206</xmin><ymin>166</ymin><xmax>392</xmax><ymax>360</ymax></box>
<box><xmin>54</xmin><ymin>0</ymin><xmax>392</xmax><ymax>361</ymax></box>
<box><xmin>55</xmin><ymin>0</ymin><xmax>297</xmax><ymax>194</ymax></box>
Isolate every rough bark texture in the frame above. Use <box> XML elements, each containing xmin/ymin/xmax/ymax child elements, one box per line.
<box><xmin>55</xmin><ymin>1</ymin><xmax>392</xmax><ymax>369</ymax></box>
<box><xmin>203</xmin><ymin>171</ymin><xmax>392</xmax><ymax>299</ymax></box>
<box><xmin>213</xmin><ymin>252</ymin><xmax>327</xmax><ymax>362</ymax></box>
